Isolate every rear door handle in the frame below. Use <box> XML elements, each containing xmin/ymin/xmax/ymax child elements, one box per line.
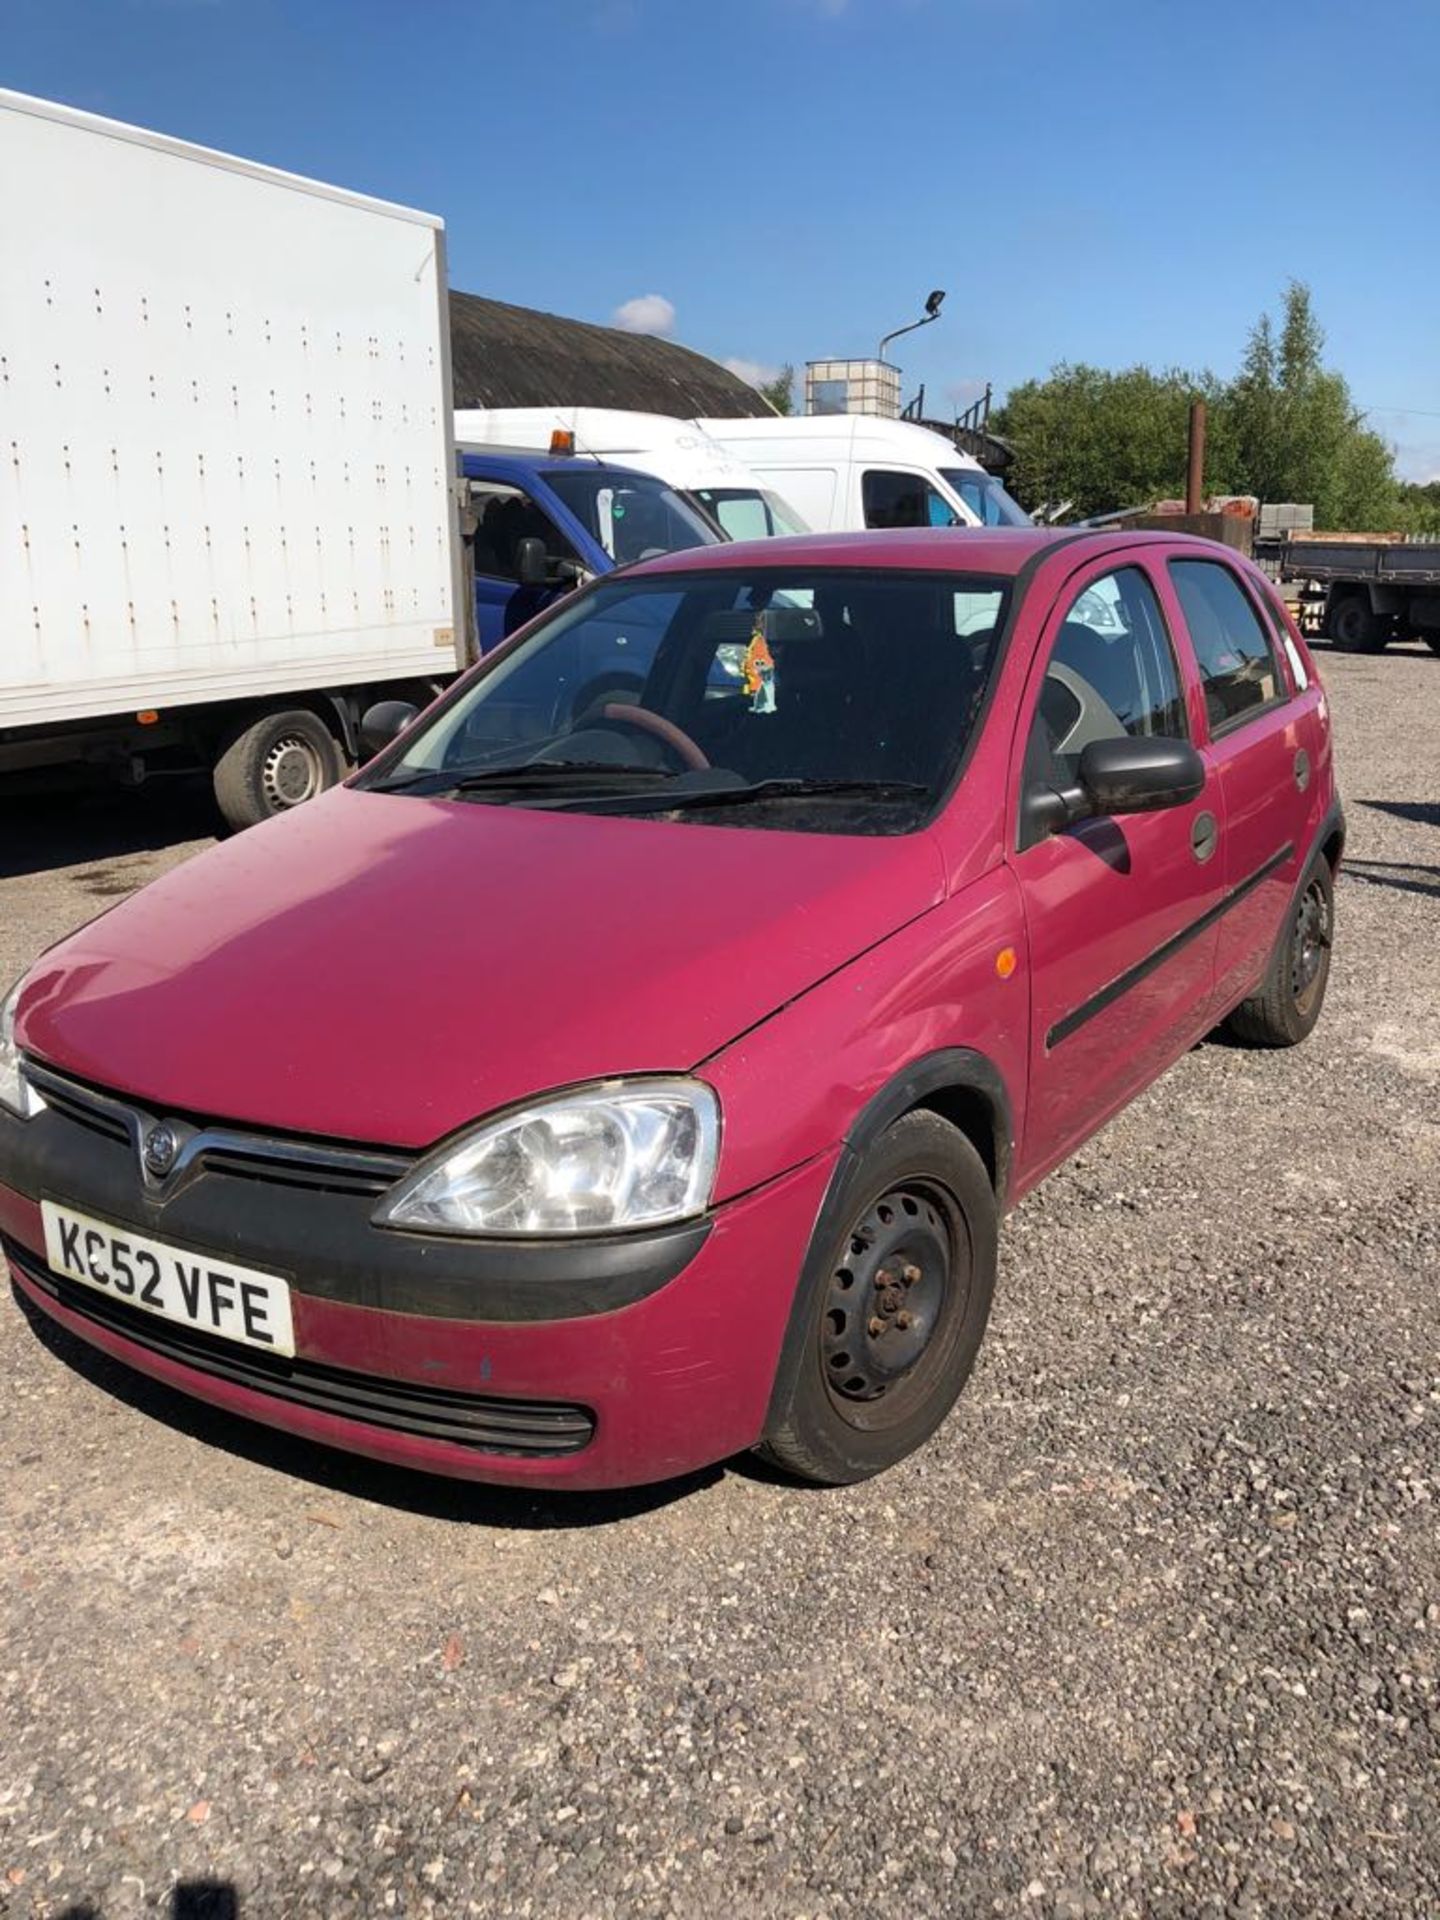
<box><xmin>1191</xmin><ymin>811</ymin><xmax>1219</xmax><ymax>864</ymax></box>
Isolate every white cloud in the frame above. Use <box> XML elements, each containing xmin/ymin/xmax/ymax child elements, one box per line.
<box><xmin>612</xmin><ymin>293</ymin><xmax>676</xmax><ymax>337</ymax></box>
<box><xmin>723</xmin><ymin>356</ymin><xmax>785</xmax><ymax>391</ymax></box>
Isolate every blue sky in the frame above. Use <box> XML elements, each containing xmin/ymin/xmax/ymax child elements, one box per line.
<box><xmin>7</xmin><ymin>0</ymin><xmax>1439</xmax><ymax>478</ymax></box>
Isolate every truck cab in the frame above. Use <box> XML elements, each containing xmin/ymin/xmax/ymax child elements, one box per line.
<box><xmin>459</xmin><ymin>450</ymin><xmax>722</xmax><ymax>655</ymax></box>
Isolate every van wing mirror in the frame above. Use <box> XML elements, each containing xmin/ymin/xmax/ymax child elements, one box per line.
<box><xmin>515</xmin><ymin>536</ymin><xmax>548</xmax><ymax>587</ymax></box>
<box><xmin>359</xmin><ymin>699</ymin><xmax>419</xmax><ymax>760</ymax></box>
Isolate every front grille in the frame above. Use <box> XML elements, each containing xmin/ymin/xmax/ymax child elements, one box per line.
<box><xmin>23</xmin><ymin>1062</ymin><xmax>414</xmax><ymax>1201</ymax></box>
<box><xmin>8</xmin><ymin>1240</ymin><xmax>595</xmax><ymax>1458</ymax></box>
<box><xmin>31</xmin><ymin>1075</ymin><xmax>131</xmax><ymax>1147</ymax></box>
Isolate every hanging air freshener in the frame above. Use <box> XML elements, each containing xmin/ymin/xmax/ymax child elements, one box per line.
<box><xmin>742</xmin><ymin>619</ymin><xmax>777</xmax><ymax>715</ymax></box>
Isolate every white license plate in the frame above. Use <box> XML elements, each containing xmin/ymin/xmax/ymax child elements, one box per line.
<box><xmin>41</xmin><ymin>1201</ymin><xmax>295</xmax><ymax>1358</ymax></box>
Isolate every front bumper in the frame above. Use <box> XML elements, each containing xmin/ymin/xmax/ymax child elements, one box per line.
<box><xmin>0</xmin><ymin>1078</ymin><xmax>835</xmax><ymax>1490</ymax></box>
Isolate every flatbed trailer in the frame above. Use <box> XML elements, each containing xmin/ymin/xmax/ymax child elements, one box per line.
<box><xmin>1270</xmin><ymin>533</ymin><xmax>1440</xmax><ymax>654</ymax></box>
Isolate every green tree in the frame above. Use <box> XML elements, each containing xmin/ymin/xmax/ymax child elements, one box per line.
<box><xmin>993</xmin><ymin>283</ymin><xmax>1402</xmax><ymax>528</ymax></box>
<box><xmin>759</xmin><ymin>364</ymin><xmax>795</xmax><ymax>415</ymax></box>
<box><xmin>992</xmin><ymin>363</ymin><xmax>1223</xmax><ymax>519</ymax></box>
<box><xmin>1223</xmin><ymin>282</ymin><xmax>1398</xmax><ymax>528</ymax></box>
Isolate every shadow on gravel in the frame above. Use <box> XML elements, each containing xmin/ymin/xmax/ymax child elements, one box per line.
<box><xmin>15</xmin><ymin>1283</ymin><xmax>721</xmax><ymax>1527</ymax></box>
<box><xmin>1341</xmin><ymin>857</ymin><xmax>1440</xmax><ymax>899</ymax></box>
<box><xmin>1357</xmin><ymin>797</ymin><xmax>1440</xmax><ymax>829</ymax></box>
<box><xmin>55</xmin><ymin>1883</ymin><xmax>239</xmax><ymax>1920</ymax></box>
<box><xmin>0</xmin><ymin>777</ymin><xmax>219</xmax><ymax>879</ymax></box>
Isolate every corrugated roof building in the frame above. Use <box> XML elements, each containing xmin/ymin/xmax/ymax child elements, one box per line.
<box><xmin>448</xmin><ymin>291</ymin><xmax>772</xmax><ymax>419</ymax></box>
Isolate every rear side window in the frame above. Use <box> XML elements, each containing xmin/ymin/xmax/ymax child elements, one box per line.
<box><xmin>1169</xmin><ymin>561</ymin><xmax>1285</xmax><ymax>732</ymax></box>
<box><xmin>862</xmin><ymin>469</ymin><xmax>961</xmax><ymax>530</ymax></box>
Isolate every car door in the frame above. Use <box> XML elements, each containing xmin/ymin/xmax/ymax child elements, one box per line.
<box><xmin>1008</xmin><ymin>559</ymin><xmax>1224</xmax><ymax>1184</ymax></box>
<box><xmin>1161</xmin><ymin>556</ymin><xmax>1318</xmax><ymax>1015</ymax></box>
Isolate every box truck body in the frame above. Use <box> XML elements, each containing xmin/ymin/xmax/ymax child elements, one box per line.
<box><xmin>0</xmin><ymin>88</ymin><xmax>464</xmax><ymax>826</ymax></box>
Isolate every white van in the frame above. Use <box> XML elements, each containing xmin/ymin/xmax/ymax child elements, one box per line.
<box><xmin>453</xmin><ymin>407</ymin><xmax>809</xmax><ymax>542</ymax></box>
<box><xmin>694</xmin><ymin>415</ymin><xmax>1030</xmax><ymax>534</ymax></box>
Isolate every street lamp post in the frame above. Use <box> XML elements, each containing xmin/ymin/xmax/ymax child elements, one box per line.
<box><xmin>877</xmin><ymin>289</ymin><xmax>946</xmax><ymax>364</ymax></box>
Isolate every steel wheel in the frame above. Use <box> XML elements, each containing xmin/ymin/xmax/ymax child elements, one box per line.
<box><xmin>821</xmin><ymin>1183</ymin><xmax>961</xmax><ymax>1419</ymax></box>
<box><xmin>260</xmin><ymin>730</ymin><xmax>328</xmax><ymax>810</ymax></box>
<box><xmin>758</xmin><ymin>1110</ymin><xmax>998</xmax><ymax>1483</ymax></box>
<box><xmin>1290</xmin><ymin>872</ymin><xmax>1333</xmax><ymax>1018</ymax></box>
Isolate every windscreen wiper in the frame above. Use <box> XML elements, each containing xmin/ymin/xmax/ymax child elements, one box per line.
<box><xmin>553</xmin><ymin>777</ymin><xmax>931</xmax><ymax>816</ymax></box>
<box><xmin>367</xmin><ymin>760</ymin><xmax>677</xmax><ymax>797</ymax></box>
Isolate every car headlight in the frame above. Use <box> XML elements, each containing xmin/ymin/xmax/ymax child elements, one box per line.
<box><xmin>0</xmin><ymin>979</ymin><xmax>39</xmax><ymax>1120</ymax></box>
<box><xmin>375</xmin><ymin>1079</ymin><xmax>720</xmax><ymax>1237</ymax></box>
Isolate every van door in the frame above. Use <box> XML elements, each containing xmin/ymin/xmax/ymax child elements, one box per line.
<box><xmin>467</xmin><ymin>479</ymin><xmax>587</xmax><ymax>653</ymax></box>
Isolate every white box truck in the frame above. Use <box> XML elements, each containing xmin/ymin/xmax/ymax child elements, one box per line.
<box><xmin>0</xmin><ymin>88</ymin><xmax>466</xmax><ymax>830</ymax></box>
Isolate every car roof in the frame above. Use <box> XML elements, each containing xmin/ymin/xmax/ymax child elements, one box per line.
<box><xmin>627</xmin><ymin>526</ymin><xmax>1260</xmax><ymax>581</ymax></box>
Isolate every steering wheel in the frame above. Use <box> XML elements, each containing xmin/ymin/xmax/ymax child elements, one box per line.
<box><xmin>599</xmin><ymin>703</ymin><xmax>711</xmax><ymax>772</ymax></box>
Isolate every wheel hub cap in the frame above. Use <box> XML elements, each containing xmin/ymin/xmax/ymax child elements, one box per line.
<box><xmin>262</xmin><ymin>735</ymin><xmax>323</xmax><ymax>809</ymax></box>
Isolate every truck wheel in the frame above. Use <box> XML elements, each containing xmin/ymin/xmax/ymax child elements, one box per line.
<box><xmin>212</xmin><ymin>708</ymin><xmax>344</xmax><ymax>831</ymax></box>
<box><xmin>1223</xmin><ymin>856</ymin><xmax>1334</xmax><ymax>1048</ymax></box>
<box><xmin>1328</xmin><ymin>595</ymin><xmax>1388</xmax><ymax>652</ymax></box>
<box><xmin>757</xmin><ymin>1112</ymin><xmax>997</xmax><ymax>1486</ymax></box>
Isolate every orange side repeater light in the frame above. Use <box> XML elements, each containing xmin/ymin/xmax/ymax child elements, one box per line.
<box><xmin>995</xmin><ymin>947</ymin><xmax>1018</xmax><ymax>980</ymax></box>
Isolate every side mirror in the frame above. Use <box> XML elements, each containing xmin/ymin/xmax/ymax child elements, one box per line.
<box><xmin>1023</xmin><ymin>734</ymin><xmax>1205</xmax><ymax>841</ymax></box>
<box><xmin>1077</xmin><ymin>735</ymin><xmax>1205</xmax><ymax>815</ymax></box>
<box><xmin>359</xmin><ymin>699</ymin><xmax>419</xmax><ymax>760</ymax></box>
<box><xmin>515</xmin><ymin>536</ymin><xmax>548</xmax><ymax>587</ymax></box>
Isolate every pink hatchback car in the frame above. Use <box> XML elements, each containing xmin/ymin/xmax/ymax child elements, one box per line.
<box><xmin>0</xmin><ymin>530</ymin><xmax>1341</xmax><ymax>1490</ymax></box>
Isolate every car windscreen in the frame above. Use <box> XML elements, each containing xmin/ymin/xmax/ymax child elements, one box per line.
<box><xmin>940</xmin><ymin>469</ymin><xmax>1032</xmax><ymax>528</ymax></box>
<box><xmin>542</xmin><ymin>469</ymin><xmax>720</xmax><ymax>565</ymax></box>
<box><xmin>365</xmin><ymin>568</ymin><xmax>1011</xmax><ymax>836</ymax></box>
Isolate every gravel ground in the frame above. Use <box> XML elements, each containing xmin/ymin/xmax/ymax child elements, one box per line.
<box><xmin>1</xmin><ymin>642</ymin><xmax>1437</xmax><ymax>1920</ymax></box>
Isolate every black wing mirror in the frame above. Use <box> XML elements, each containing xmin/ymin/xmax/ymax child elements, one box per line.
<box><xmin>515</xmin><ymin>536</ymin><xmax>548</xmax><ymax>587</ymax></box>
<box><xmin>1077</xmin><ymin>735</ymin><xmax>1205</xmax><ymax>814</ymax></box>
<box><xmin>1024</xmin><ymin>735</ymin><xmax>1205</xmax><ymax>840</ymax></box>
<box><xmin>359</xmin><ymin>699</ymin><xmax>419</xmax><ymax>760</ymax></box>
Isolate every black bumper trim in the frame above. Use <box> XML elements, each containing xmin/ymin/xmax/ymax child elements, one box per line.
<box><xmin>0</xmin><ymin>1096</ymin><xmax>711</xmax><ymax>1323</ymax></box>
<box><xmin>8</xmin><ymin>1238</ymin><xmax>596</xmax><ymax>1457</ymax></box>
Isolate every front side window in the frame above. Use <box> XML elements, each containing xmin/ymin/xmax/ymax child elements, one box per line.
<box><xmin>363</xmin><ymin>568</ymin><xmax>1010</xmax><ymax>836</ymax></box>
<box><xmin>940</xmin><ymin>468</ymin><xmax>1032</xmax><ymax>528</ymax></box>
<box><xmin>469</xmin><ymin>483</ymin><xmax>579</xmax><ymax>583</ymax></box>
<box><xmin>862</xmin><ymin>469</ymin><xmax>962</xmax><ymax>530</ymax></box>
<box><xmin>542</xmin><ymin>469</ymin><xmax>719</xmax><ymax>566</ymax></box>
<box><xmin>1024</xmin><ymin>566</ymin><xmax>1188</xmax><ymax>798</ymax></box>
<box><xmin>1169</xmin><ymin>560</ymin><xmax>1284</xmax><ymax>732</ymax></box>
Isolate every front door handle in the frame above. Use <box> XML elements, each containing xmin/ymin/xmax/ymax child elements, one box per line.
<box><xmin>1191</xmin><ymin>810</ymin><xmax>1219</xmax><ymax>864</ymax></box>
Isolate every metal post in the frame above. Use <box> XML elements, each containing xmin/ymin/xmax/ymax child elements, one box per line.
<box><xmin>1186</xmin><ymin>400</ymin><xmax>1207</xmax><ymax>515</ymax></box>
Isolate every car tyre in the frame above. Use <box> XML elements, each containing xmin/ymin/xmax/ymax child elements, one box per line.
<box><xmin>1328</xmin><ymin>595</ymin><xmax>1388</xmax><ymax>652</ymax></box>
<box><xmin>213</xmin><ymin>708</ymin><xmax>345</xmax><ymax>832</ymax></box>
<box><xmin>757</xmin><ymin>1111</ymin><xmax>997</xmax><ymax>1486</ymax></box>
<box><xmin>1424</xmin><ymin>633</ymin><xmax>1440</xmax><ymax>657</ymax></box>
<box><xmin>1223</xmin><ymin>854</ymin><xmax>1335</xmax><ymax>1048</ymax></box>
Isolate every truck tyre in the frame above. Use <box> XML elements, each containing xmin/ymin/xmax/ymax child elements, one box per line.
<box><xmin>757</xmin><ymin>1111</ymin><xmax>997</xmax><ymax>1485</ymax></box>
<box><xmin>212</xmin><ymin>708</ymin><xmax>344</xmax><ymax>831</ymax></box>
<box><xmin>1223</xmin><ymin>855</ymin><xmax>1334</xmax><ymax>1049</ymax></box>
<box><xmin>1328</xmin><ymin>594</ymin><xmax>1387</xmax><ymax>652</ymax></box>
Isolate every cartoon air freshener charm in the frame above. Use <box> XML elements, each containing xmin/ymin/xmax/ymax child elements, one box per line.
<box><xmin>742</xmin><ymin>619</ymin><xmax>778</xmax><ymax>715</ymax></box>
